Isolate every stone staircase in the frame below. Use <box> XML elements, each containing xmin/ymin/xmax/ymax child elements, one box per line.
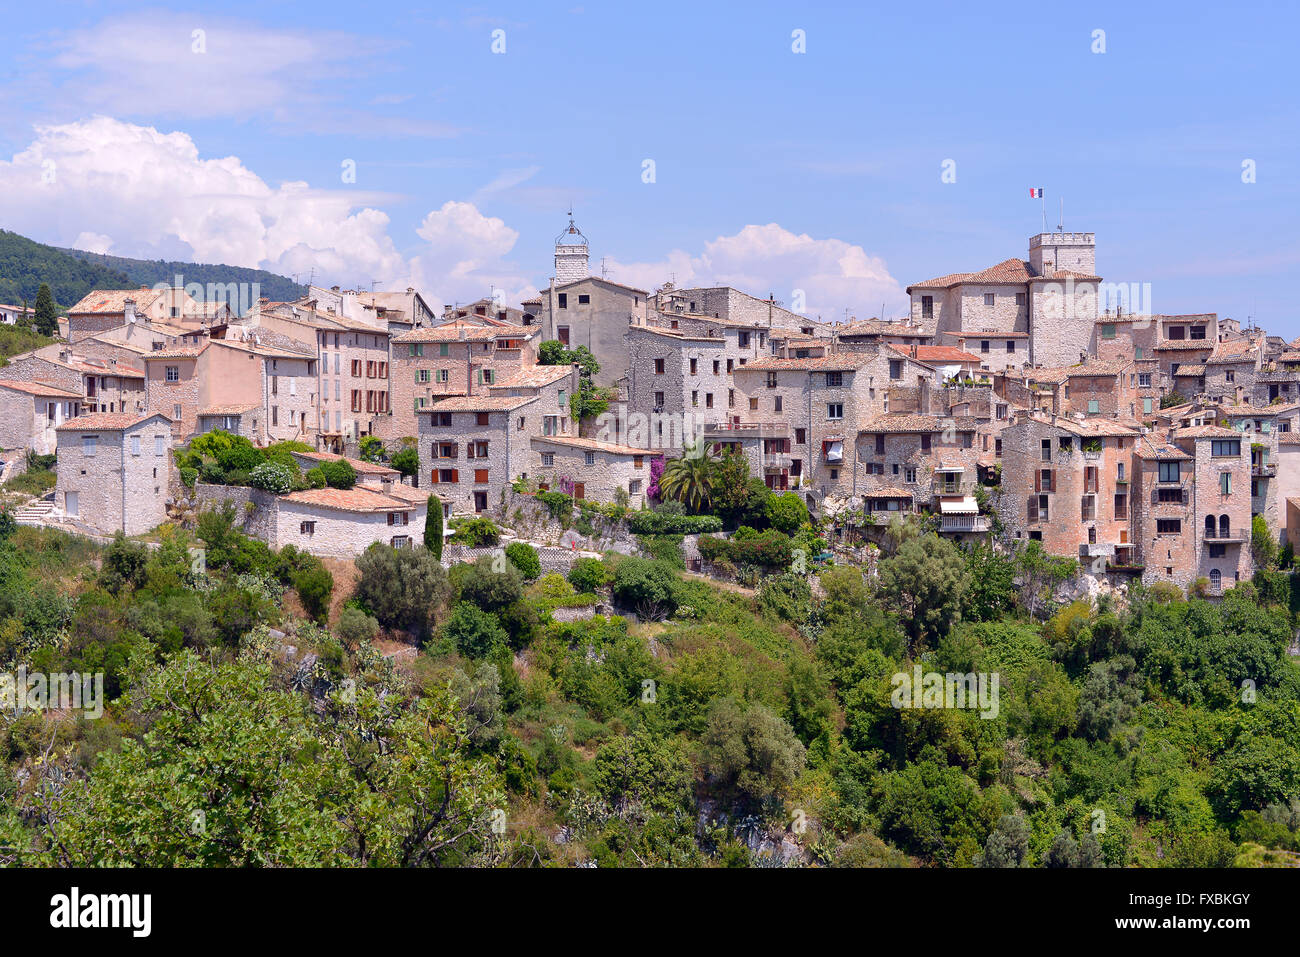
<box><xmin>12</xmin><ymin>498</ymin><xmax>55</xmax><ymax>526</ymax></box>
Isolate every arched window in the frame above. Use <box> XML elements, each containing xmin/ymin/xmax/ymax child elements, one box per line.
<box><xmin>1205</xmin><ymin>515</ymin><xmax>1216</xmax><ymax>536</ymax></box>
<box><xmin>1219</xmin><ymin>515</ymin><xmax>1231</xmax><ymax>537</ymax></box>
<box><xmin>1210</xmin><ymin>568</ymin><xmax>1222</xmax><ymax>591</ymax></box>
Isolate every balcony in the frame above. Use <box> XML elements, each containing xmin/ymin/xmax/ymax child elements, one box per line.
<box><xmin>1079</xmin><ymin>542</ymin><xmax>1117</xmax><ymax>558</ymax></box>
<box><xmin>703</xmin><ymin>421</ymin><xmax>790</xmax><ymax>439</ymax></box>
<box><xmin>940</xmin><ymin>514</ymin><xmax>990</xmax><ymax>533</ymax></box>
<box><xmin>1252</xmin><ymin>462</ymin><xmax>1277</xmax><ymax>477</ymax></box>
<box><xmin>762</xmin><ymin>453</ymin><xmax>793</xmax><ymax>470</ymax></box>
<box><xmin>1203</xmin><ymin>528</ymin><xmax>1248</xmax><ymax>543</ymax></box>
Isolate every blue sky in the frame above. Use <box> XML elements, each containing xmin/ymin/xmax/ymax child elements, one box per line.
<box><xmin>1</xmin><ymin>1</ymin><xmax>1296</xmax><ymax>335</ymax></box>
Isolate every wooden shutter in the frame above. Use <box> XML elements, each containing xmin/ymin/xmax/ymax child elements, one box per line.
<box><xmin>450</xmin><ymin>469</ymin><xmax>459</xmax><ymax>483</ymax></box>
<box><xmin>1028</xmin><ymin>496</ymin><xmax>1038</xmax><ymax>522</ymax></box>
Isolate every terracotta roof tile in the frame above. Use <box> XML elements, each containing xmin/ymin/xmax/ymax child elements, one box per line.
<box><xmin>55</xmin><ymin>411</ymin><xmax>171</xmax><ymax>431</ymax></box>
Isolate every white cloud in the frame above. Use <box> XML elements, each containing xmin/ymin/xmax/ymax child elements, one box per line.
<box><xmin>72</xmin><ymin>231</ymin><xmax>113</xmax><ymax>254</ymax></box>
<box><xmin>411</xmin><ymin>202</ymin><xmax>538</xmax><ymax>308</ymax></box>
<box><xmin>0</xmin><ymin>117</ymin><xmax>409</xmax><ymax>286</ymax></box>
<box><xmin>606</xmin><ymin>223</ymin><xmax>907</xmax><ymax>321</ymax></box>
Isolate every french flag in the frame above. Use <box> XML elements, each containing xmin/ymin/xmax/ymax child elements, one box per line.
<box><xmin>1029</xmin><ymin>187</ymin><xmax>1044</xmax><ymax>198</ymax></box>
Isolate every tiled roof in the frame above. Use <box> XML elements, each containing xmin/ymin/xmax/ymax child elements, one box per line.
<box><xmin>909</xmin><ymin>258</ymin><xmax>1035</xmax><ymax>290</ymax></box>
<box><xmin>1173</xmin><ymin>364</ymin><xmax>1206</xmax><ymax>376</ymax></box>
<box><xmin>143</xmin><ymin>345</ymin><xmax>208</xmax><ymax>360</ymax></box>
<box><xmin>530</xmin><ymin>435</ymin><xmax>655</xmax><ymax>457</ymax></box>
<box><xmin>428</xmin><ymin>395</ymin><xmax>536</xmax><ymax>412</ymax></box>
<box><xmin>1153</xmin><ymin>340</ymin><xmax>1214</xmax><ymax>351</ymax></box>
<box><xmin>211</xmin><ymin>338</ymin><xmax>315</xmax><ymax>360</ymax></box>
<box><xmin>1028</xmin><ymin>269</ymin><xmax>1102</xmax><ymax>282</ymax></box>
<box><xmin>0</xmin><ymin>379</ymin><xmax>83</xmax><ymax>398</ymax></box>
<box><xmin>738</xmin><ymin>354</ymin><xmax>878</xmax><ymax>372</ymax></box>
<box><xmin>554</xmin><ymin>276</ymin><xmax>648</xmax><ymax>294</ymax></box>
<box><xmin>887</xmin><ymin>344</ymin><xmax>981</xmax><ymax>364</ymax></box>
<box><xmin>55</xmin><ymin>411</ymin><xmax>170</xmax><ymax>431</ymax></box>
<box><xmin>1215</xmin><ymin>401</ymin><xmax>1300</xmax><ymax>416</ymax></box>
<box><xmin>67</xmin><ymin>288</ymin><xmax>162</xmax><ymax>315</ymax></box>
<box><xmin>1019</xmin><ymin>412</ymin><xmax>1139</xmax><ymax>437</ymax></box>
<box><xmin>952</xmin><ymin>330</ymin><xmax>1030</xmax><ymax>338</ymax></box>
<box><xmin>292</xmin><ymin>450</ymin><xmax>398</xmax><ymax>475</ymax></box>
<box><xmin>1206</xmin><ymin>339</ymin><xmax>1259</xmax><ymax>363</ymax></box>
<box><xmin>392</xmin><ymin>321</ymin><xmax>520</xmax><ymax>343</ymax></box>
<box><xmin>280</xmin><ymin>487</ymin><xmax>418</xmax><ymax>513</ymax></box>
<box><xmin>490</xmin><ymin>365</ymin><xmax>574</xmax><ymax>389</ymax></box>
<box><xmin>629</xmin><ymin>325</ymin><xmax>724</xmax><ymax>343</ymax></box>
<box><xmin>1027</xmin><ymin>359</ymin><xmax>1133</xmax><ymax>383</ymax></box>
<box><xmin>1174</xmin><ymin>425</ymin><xmax>1241</xmax><ymax>439</ymax></box>
<box><xmin>1135</xmin><ymin>437</ymin><xmax>1193</xmax><ymax>460</ymax></box>
<box><xmin>833</xmin><ymin>318</ymin><xmax>935</xmax><ymax>337</ymax></box>
<box><xmin>860</xmin><ymin>413</ymin><xmax>977</xmax><ymax>433</ymax></box>
<box><xmin>863</xmin><ymin>486</ymin><xmax>915</xmax><ymax>498</ymax></box>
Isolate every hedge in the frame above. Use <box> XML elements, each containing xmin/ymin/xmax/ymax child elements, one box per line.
<box><xmin>626</xmin><ymin>511</ymin><xmax>723</xmax><ymax>535</ymax></box>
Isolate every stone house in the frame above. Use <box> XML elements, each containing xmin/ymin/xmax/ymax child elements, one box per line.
<box><xmin>54</xmin><ymin>412</ymin><xmax>174</xmax><ymax>536</ymax></box>
<box><xmin>996</xmin><ymin>413</ymin><xmax>1142</xmax><ymax>574</ymax></box>
<box><xmin>1132</xmin><ymin>425</ymin><xmax>1253</xmax><ymax>592</ymax></box>
<box><xmin>1202</xmin><ymin>337</ymin><xmax>1264</xmax><ymax>401</ymax></box>
<box><xmin>527</xmin><ymin>435</ymin><xmax>656</xmax><ymax>507</ymax></box>
<box><xmin>388</xmin><ymin>320</ymin><xmax>538</xmax><ymax>440</ymax></box>
<box><xmin>0</xmin><ymin>380</ymin><xmax>83</xmax><ymax>455</ymax></box>
<box><xmin>0</xmin><ymin>350</ymin><xmax>147</xmax><ymax>415</ymax></box>
<box><xmin>274</xmin><ymin>484</ymin><xmax>428</xmax><ymax>556</ymax></box>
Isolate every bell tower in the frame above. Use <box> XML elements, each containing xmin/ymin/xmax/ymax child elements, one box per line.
<box><xmin>554</xmin><ymin>210</ymin><xmax>589</xmax><ymax>283</ymax></box>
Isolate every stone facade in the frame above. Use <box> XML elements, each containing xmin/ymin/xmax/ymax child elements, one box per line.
<box><xmin>0</xmin><ymin>381</ymin><xmax>82</xmax><ymax>455</ymax></box>
<box><xmin>55</xmin><ymin>412</ymin><xmax>174</xmax><ymax>536</ymax></box>
<box><xmin>537</xmin><ymin>277</ymin><xmax>649</xmax><ymax>386</ymax></box>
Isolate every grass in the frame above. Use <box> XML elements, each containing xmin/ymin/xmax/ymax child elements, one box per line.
<box><xmin>3</xmin><ymin>468</ymin><xmax>55</xmax><ymax>497</ymax></box>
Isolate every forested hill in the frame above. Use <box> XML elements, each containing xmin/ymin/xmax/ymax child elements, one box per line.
<box><xmin>58</xmin><ymin>246</ymin><xmax>305</xmax><ymax>303</ymax></box>
<box><xmin>0</xmin><ymin>229</ymin><xmax>134</xmax><ymax>309</ymax></box>
<box><xmin>0</xmin><ymin>228</ymin><xmax>306</xmax><ymax>310</ymax></box>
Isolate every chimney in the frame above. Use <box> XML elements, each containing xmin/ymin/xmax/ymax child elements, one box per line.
<box><xmin>1235</xmin><ymin>384</ymin><xmax>1243</xmax><ymax>405</ymax></box>
<box><xmin>124</xmin><ymin>299</ymin><xmax>137</xmax><ymax>324</ymax></box>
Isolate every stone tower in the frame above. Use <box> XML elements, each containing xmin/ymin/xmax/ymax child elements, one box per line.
<box><xmin>1029</xmin><ymin>231</ymin><xmax>1096</xmax><ymax>275</ymax></box>
<box><xmin>554</xmin><ymin>212</ymin><xmax>589</xmax><ymax>283</ymax></box>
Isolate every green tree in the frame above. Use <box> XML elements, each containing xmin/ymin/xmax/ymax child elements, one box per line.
<box><xmin>353</xmin><ymin>543</ymin><xmax>449</xmax><ymax>639</ymax></box>
<box><xmin>764</xmin><ymin>491</ymin><xmax>809</xmax><ymax>533</ymax></box>
<box><xmin>699</xmin><ymin>697</ymin><xmax>806</xmax><ymax>805</ymax></box>
<box><xmin>1252</xmin><ymin>514</ymin><xmax>1278</xmax><ymax>570</ymax></box>
<box><xmin>657</xmin><ymin>448</ymin><xmax>714</xmax><ymax>513</ymax></box>
<box><xmin>504</xmin><ymin>541</ymin><xmax>541</xmax><ymax>580</ymax></box>
<box><xmin>878</xmin><ymin>534</ymin><xmax>969</xmax><ymax>652</ymax></box>
<box><xmin>319</xmin><ymin>458</ymin><xmax>357</xmax><ymax>490</ymax></box>
<box><xmin>33</xmin><ymin>283</ymin><xmax>58</xmax><ymax>337</ymax></box>
<box><xmin>294</xmin><ymin>564</ymin><xmax>334</xmax><ymax>623</ymax></box>
<box><xmin>391</xmin><ymin>446</ymin><xmax>419</xmax><ymax>480</ymax></box>
<box><xmin>440</xmin><ymin>601</ymin><xmax>509</xmax><ymax>657</ymax></box>
<box><xmin>963</xmin><ymin>543</ymin><xmax>1016</xmax><ymax>622</ymax></box>
<box><xmin>611</xmin><ymin>556</ymin><xmax>678</xmax><ymax>620</ymax></box>
<box><xmin>425</xmin><ymin>494</ymin><xmax>443</xmax><ymax>557</ymax></box>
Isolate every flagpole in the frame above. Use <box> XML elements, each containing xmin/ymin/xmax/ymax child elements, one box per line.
<box><xmin>1041</xmin><ymin>193</ymin><xmax>1047</xmax><ymax>233</ymax></box>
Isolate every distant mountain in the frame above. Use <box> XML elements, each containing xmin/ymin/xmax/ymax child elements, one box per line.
<box><xmin>0</xmin><ymin>229</ymin><xmax>135</xmax><ymax>310</ymax></box>
<box><xmin>58</xmin><ymin>246</ymin><xmax>306</xmax><ymax>305</ymax></box>
<box><xmin>0</xmin><ymin>228</ymin><xmax>308</xmax><ymax>312</ymax></box>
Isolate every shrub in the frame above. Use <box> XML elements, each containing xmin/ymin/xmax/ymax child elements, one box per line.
<box><xmin>450</xmin><ymin>516</ymin><xmax>500</xmax><ymax>547</ymax></box>
<box><xmin>294</xmin><ymin>564</ymin><xmax>334</xmax><ymax>623</ymax></box>
<box><xmin>248</xmin><ymin>461</ymin><xmax>297</xmax><ymax>494</ymax></box>
<box><xmin>698</xmin><ymin>528</ymin><xmax>793</xmax><ymax>568</ymax></box>
<box><xmin>319</xmin><ymin>458</ymin><xmax>357</xmax><ymax>490</ymax></box>
<box><xmin>304</xmin><ymin>467</ymin><xmax>327</xmax><ymax>489</ymax></box>
<box><xmin>215</xmin><ymin>439</ymin><xmax>263</xmax><ymax>474</ymax></box>
<box><xmin>336</xmin><ymin>606</ymin><xmax>379</xmax><ymax>644</ymax></box>
<box><xmin>504</xmin><ymin>541</ymin><xmax>541</xmax><ymax>580</ymax></box>
<box><xmin>568</xmin><ymin>556</ymin><xmax>609</xmax><ymax>593</ymax></box>
<box><xmin>440</xmin><ymin>601</ymin><xmax>508</xmax><ymax>657</ymax></box>
<box><xmin>625</xmin><ymin>511</ymin><xmax>723</xmax><ymax>535</ymax></box>
<box><xmin>764</xmin><ymin>492</ymin><xmax>809</xmax><ymax>534</ymax></box>
<box><xmin>391</xmin><ymin>446</ymin><xmax>419</xmax><ymax>478</ymax></box>
<box><xmin>611</xmin><ymin>556</ymin><xmax>678</xmax><ymax>620</ymax></box>
<box><xmin>180</xmin><ymin>467</ymin><xmax>198</xmax><ymax>488</ymax></box>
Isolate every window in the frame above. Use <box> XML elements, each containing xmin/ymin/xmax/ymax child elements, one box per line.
<box><xmin>689</xmin><ymin>358</ymin><xmax>697</xmax><ymax>374</ymax></box>
<box><xmin>432</xmin><ymin>411</ymin><xmax>452</xmax><ymax>427</ymax></box>
<box><xmin>577</xmin><ymin>294</ymin><xmax>590</xmax><ymax>305</ymax></box>
<box><xmin>174</xmin><ymin>403</ymin><xmax>183</xmax><ymax>420</ymax></box>
<box><xmin>1190</xmin><ymin>325</ymin><xmax>1206</xmax><ymax>340</ymax></box>
<box><xmin>1210</xmin><ymin>439</ymin><xmax>1240</xmax><ymax>457</ymax></box>
<box><xmin>1041</xmin><ymin>439</ymin><xmax>1052</xmax><ymax>462</ymax></box>
<box><xmin>387</xmin><ymin>511</ymin><xmax>409</xmax><ymax>526</ymax></box>
<box><xmin>1220</xmin><ymin>472</ymin><xmax>1231</xmax><ymax>495</ymax></box>
<box><xmin>81</xmin><ymin>434</ymin><xmax>98</xmax><ymax>456</ymax></box>
<box><xmin>826</xmin><ymin>403</ymin><xmax>843</xmax><ymax>419</ymax></box>
<box><xmin>476</xmin><ymin>412</ymin><xmax>490</xmax><ymax>426</ymax></box>
<box><xmin>980</xmin><ymin>340</ymin><xmax>990</xmax><ymax>354</ymax></box>
<box><xmin>1081</xmin><ymin>495</ymin><xmax>1095</xmax><ymax>521</ymax></box>
<box><xmin>408</xmin><ymin>344</ymin><xmax>423</xmax><ymax>358</ymax></box>
<box><xmin>584</xmin><ymin>451</ymin><xmax>596</xmax><ymax>466</ymax></box>
<box><xmin>1158</xmin><ymin>461</ymin><xmax>1181</xmax><ymax>483</ymax></box>
<box><xmin>654</xmin><ymin>391</ymin><xmax>665</xmax><ymax>408</ymax></box>
<box><xmin>1138</xmin><ymin>373</ymin><xmax>1151</xmax><ymax>388</ymax></box>
<box><xmin>796</xmin><ymin>428</ymin><xmax>806</xmax><ymax>445</ymax></box>
<box><xmin>1143</xmin><ymin>397</ymin><xmax>1153</xmax><ymax>414</ymax></box>
<box><xmin>155</xmin><ymin>435</ymin><xmax>165</xmax><ymax>456</ymax></box>
<box><xmin>1208</xmin><ymin>544</ymin><xmax>1226</xmax><ymax>559</ymax></box>
<box><xmin>888</xmin><ymin>359</ymin><xmax>903</xmax><ymax>380</ymax></box>
<box><xmin>654</xmin><ymin>358</ymin><xmax>665</xmax><ymax>374</ymax></box>
<box><xmin>557</xmin><ymin>293</ymin><xmax>568</xmax><ymax>309</ymax></box>
<box><xmin>300</xmin><ymin>521</ymin><xmax>315</xmax><ymax>535</ymax></box>
<box><xmin>983</xmin><ymin>293</ymin><xmax>995</xmax><ymax>307</ymax></box>
<box><xmin>1028</xmin><ymin>494</ymin><xmax>1049</xmax><ymax>522</ymax></box>
<box><xmin>541</xmin><ymin>453</ymin><xmax>554</xmax><ymax>466</ymax></box>
<box><xmin>1015</xmin><ymin>292</ymin><xmax>1026</xmax><ymax>306</ymax></box>
<box><xmin>1087</xmin><ymin>400</ymin><xmax>1100</xmax><ymax>414</ymax></box>
<box><xmin>129</xmin><ymin>435</ymin><xmax>140</xmax><ymax>455</ymax></box>
<box><xmin>738</xmin><ymin>332</ymin><xmax>751</xmax><ymax>348</ymax></box>
<box><xmin>1007</xmin><ymin>340</ymin><xmax>1016</xmax><ymax>353</ymax></box>
<box><xmin>706</xmin><ymin>393</ymin><xmax>714</xmax><ymax>408</ymax></box>
<box><xmin>1157</xmin><ymin>519</ymin><xmax>1182</xmax><ymax>535</ymax></box>
<box><xmin>1225</xmin><ymin>370</ymin><xmax>1236</xmax><ymax>383</ymax></box>
<box><xmin>905</xmin><ymin>467</ymin><xmax>917</xmax><ymax>483</ymax></box>
<box><xmin>920</xmin><ymin>296</ymin><xmax>933</xmax><ymax>318</ymax></box>
<box><xmin>826</xmin><ymin>372</ymin><xmax>843</xmax><ymax>387</ymax></box>
<box><xmin>774</xmin><ymin>396</ymin><xmax>782</xmax><ymax>413</ymax></box>
<box><xmin>630</xmin><ymin>479</ymin><xmax>642</xmax><ymax>496</ymax></box>
<box><xmin>474</xmin><ymin>469</ymin><xmax>489</xmax><ymax>484</ymax></box>
<box><xmin>1114</xmin><ymin>493</ymin><xmax>1128</xmax><ymax>519</ymax></box>
<box><xmin>1101</xmin><ymin>324</ymin><xmax>1116</xmax><ymax>340</ymax></box>
<box><xmin>557</xmin><ymin>326</ymin><xmax>569</xmax><ymax>345</ymax></box>
<box><xmin>165</xmin><ymin>365</ymin><xmax>179</xmax><ymax>382</ymax></box>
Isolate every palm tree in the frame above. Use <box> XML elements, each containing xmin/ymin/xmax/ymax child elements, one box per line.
<box><xmin>657</xmin><ymin>446</ymin><xmax>714</xmax><ymax>513</ymax></box>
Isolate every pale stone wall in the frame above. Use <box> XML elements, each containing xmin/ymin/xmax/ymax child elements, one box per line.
<box><xmin>56</xmin><ymin>418</ymin><xmax>172</xmax><ymax>536</ymax></box>
<box><xmin>539</xmin><ymin>278</ymin><xmax>648</xmax><ymax>387</ymax></box>
<box><xmin>527</xmin><ymin>438</ymin><xmax>652</xmax><ymax>507</ymax></box>
<box><xmin>275</xmin><ymin>498</ymin><xmax>425</xmax><ymax>557</ymax></box>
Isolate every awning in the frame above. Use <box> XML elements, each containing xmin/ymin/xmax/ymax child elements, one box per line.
<box><xmin>933</xmin><ymin>466</ymin><xmax>964</xmax><ymax>473</ymax></box>
<box><xmin>939</xmin><ymin>496</ymin><xmax>978</xmax><ymax>514</ymax></box>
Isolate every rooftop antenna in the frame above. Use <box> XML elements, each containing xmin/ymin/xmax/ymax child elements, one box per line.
<box><xmin>601</xmin><ymin>257</ymin><xmax>610</xmax><ymax>279</ymax></box>
<box><xmin>1058</xmin><ymin>197</ymin><xmax>1064</xmax><ymax>232</ymax></box>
